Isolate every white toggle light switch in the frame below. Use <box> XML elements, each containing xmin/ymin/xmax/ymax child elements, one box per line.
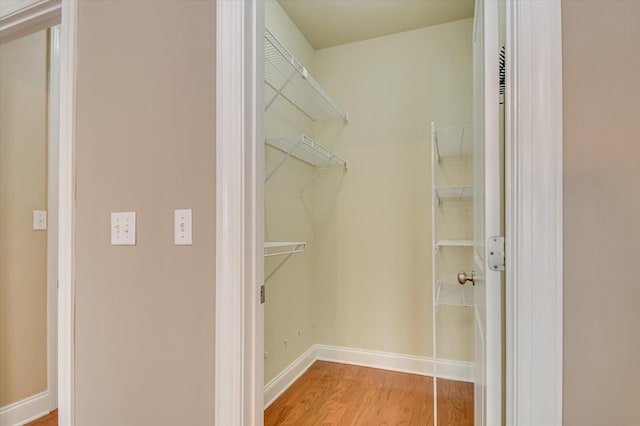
<box><xmin>33</xmin><ymin>210</ymin><xmax>47</xmax><ymax>230</ymax></box>
<box><xmin>175</xmin><ymin>209</ymin><xmax>192</xmax><ymax>245</ymax></box>
<box><xmin>111</xmin><ymin>212</ymin><xmax>136</xmax><ymax>245</ymax></box>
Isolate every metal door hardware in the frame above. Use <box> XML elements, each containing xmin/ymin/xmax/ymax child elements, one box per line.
<box><xmin>488</xmin><ymin>236</ymin><xmax>505</xmax><ymax>271</ymax></box>
<box><xmin>458</xmin><ymin>271</ymin><xmax>475</xmax><ymax>285</ymax></box>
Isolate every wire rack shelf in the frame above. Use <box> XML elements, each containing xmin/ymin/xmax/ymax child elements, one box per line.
<box><xmin>265</xmin><ymin>29</ymin><xmax>349</xmax><ymax>124</ymax></box>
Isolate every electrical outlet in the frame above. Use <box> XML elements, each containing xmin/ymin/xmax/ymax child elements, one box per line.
<box><xmin>33</xmin><ymin>210</ymin><xmax>47</xmax><ymax>230</ymax></box>
<box><xmin>174</xmin><ymin>209</ymin><xmax>192</xmax><ymax>245</ymax></box>
<box><xmin>111</xmin><ymin>212</ymin><xmax>136</xmax><ymax>245</ymax></box>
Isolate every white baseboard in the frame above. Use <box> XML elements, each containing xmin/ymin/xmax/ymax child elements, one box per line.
<box><xmin>316</xmin><ymin>344</ymin><xmax>474</xmax><ymax>383</ymax></box>
<box><xmin>0</xmin><ymin>391</ymin><xmax>51</xmax><ymax>426</ymax></box>
<box><xmin>264</xmin><ymin>345</ymin><xmax>316</xmax><ymax>409</ymax></box>
<box><xmin>264</xmin><ymin>344</ymin><xmax>474</xmax><ymax>408</ymax></box>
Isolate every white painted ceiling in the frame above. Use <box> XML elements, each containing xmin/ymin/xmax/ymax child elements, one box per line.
<box><xmin>278</xmin><ymin>0</ymin><xmax>475</xmax><ymax>49</ymax></box>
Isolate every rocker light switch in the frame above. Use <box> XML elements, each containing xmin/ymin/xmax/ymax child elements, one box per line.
<box><xmin>33</xmin><ymin>210</ymin><xmax>47</xmax><ymax>230</ymax></box>
<box><xmin>175</xmin><ymin>209</ymin><xmax>192</xmax><ymax>245</ymax></box>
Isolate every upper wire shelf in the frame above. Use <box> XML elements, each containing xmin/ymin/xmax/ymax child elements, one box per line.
<box><xmin>433</xmin><ymin>125</ymin><xmax>473</xmax><ymax>161</ymax></box>
<box><xmin>265</xmin><ymin>135</ymin><xmax>349</xmax><ymax>191</ymax></box>
<box><xmin>265</xmin><ymin>29</ymin><xmax>349</xmax><ymax>124</ymax></box>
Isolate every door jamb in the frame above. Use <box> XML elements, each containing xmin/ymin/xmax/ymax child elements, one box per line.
<box><xmin>505</xmin><ymin>1</ymin><xmax>563</xmax><ymax>425</ymax></box>
<box><xmin>47</xmin><ymin>22</ymin><xmax>61</xmax><ymax>412</ymax></box>
<box><xmin>215</xmin><ymin>0</ymin><xmax>564</xmax><ymax>425</ymax></box>
<box><xmin>215</xmin><ymin>0</ymin><xmax>264</xmax><ymax>425</ymax></box>
<box><xmin>0</xmin><ymin>2</ymin><xmax>76</xmax><ymax>425</ymax></box>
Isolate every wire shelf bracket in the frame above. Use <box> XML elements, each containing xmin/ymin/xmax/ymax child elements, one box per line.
<box><xmin>264</xmin><ymin>242</ymin><xmax>307</xmax><ymax>284</ymax></box>
<box><xmin>265</xmin><ymin>28</ymin><xmax>349</xmax><ymax>124</ymax></box>
<box><xmin>265</xmin><ymin>135</ymin><xmax>349</xmax><ymax>192</ymax></box>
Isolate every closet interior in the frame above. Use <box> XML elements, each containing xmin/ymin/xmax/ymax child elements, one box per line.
<box><xmin>263</xmin><ymin>1</ymin><xmax>475</xmax><ymax>423</ymax></box>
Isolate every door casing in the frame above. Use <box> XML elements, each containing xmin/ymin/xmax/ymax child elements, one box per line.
<box><xmin>214</xmin><ymin>1</ymin><xmax>563</xmax><ymax>425</ymax></box>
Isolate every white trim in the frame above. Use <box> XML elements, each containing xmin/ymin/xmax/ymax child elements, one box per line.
<box><xmin>505</xmin><ymin>1</ymin><xmax>563</xmax><ymax>426</ymax></box>
<box><xmin>0</xmin><ymin>4</ymin><xmax>71</xmax><ymax>425</ymax></box>
<box><xmin>57</xmin><ymin>1</ymin><xmax>77</xmax><ymax>425</ymax></box>
<box><xmin>264</xmin><ymin>345</ymin><xmax>317</xmax><ymax>409</ymax></box>
<box><xmin>0</xmin><ymin>392</ymin><xmax>51</xmax><ymax>426</ymax></box>
<box><xmin>215</xmin><ymin>0</ymin><xmax>264</xmax><ymax>425</ymax></box>
<box><xmin>264</xmin><ymin>344</ymin><xmax>474</xmax><ymax>409</ymax></box>
<box><xmin>47</xmin><ymin>23</ymin><xmax>61</xmax><ymax>412</ymax></box>
<box><xmin>316</xmin><ymin>345</ymin><xmax>474</xmax><ymax>383</ymax></box>
<box><xmin>0</xmin><ymin>0</ymin><xmax>60</xmax><ymax>44</ymax></box>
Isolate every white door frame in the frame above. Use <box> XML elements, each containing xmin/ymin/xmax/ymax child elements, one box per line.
<box><xmin>216</xmin><ymin>0</ymin><xmax>563</xmax><ymax>425</ymax></box>
<box><xmin>0</xmin><ymin>2</ymin><xmax>76</xmax><ymax>426</ymax></box>
<box><xmin>505</xmin><ymin>1</ymin><xmax>563</xmax><ymax>425</ymax></box>
<box><xmin>47</xmin><ymin>22</ymin><xmax>61</xmax><ymax>413</ymax></box>
<box><xmin>215</xmin><ymin>1</ymin><xmax>264</xmax><ymax>425</ymax></box>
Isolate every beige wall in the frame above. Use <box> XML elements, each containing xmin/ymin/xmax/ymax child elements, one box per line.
<box><xmin>74</xmin><ymin>1</ymin><xmax>215</xmax><ymax>424</ymax></box>
<box><xmin>313</xmin><ymin>18</ymin><xmax>475</xmax><ymax>361</ymax></box>
<box><xmin>563</xmin><ymin>1</ymin><xmax>640</xmax><ymax>425</ymax></box>
<box><xmin>0</xmin><ymin>30</ymin><xmax>48</xmax><ymax>407</ymax></box>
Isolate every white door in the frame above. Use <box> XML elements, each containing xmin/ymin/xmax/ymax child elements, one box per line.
<box><xmin>472</xmin><ymin>1</ymin><xmax>502</xmax><ymax>425</ymax></box>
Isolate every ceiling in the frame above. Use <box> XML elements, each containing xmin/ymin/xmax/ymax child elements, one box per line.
<box><xmin>278</xmin><ymin>0</ymin><xmax>475</xmax><ymax>50</ymax></box>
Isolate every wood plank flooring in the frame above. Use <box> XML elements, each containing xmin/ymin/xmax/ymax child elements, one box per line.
<box><xmin>26</xmin><ymin>409</ymin><xmax>57</xmax><ymax>426</ymax></box>
<box><xmin>265</xmin><ymin>361</ymin><xmax>473</xmax><ymax>426</ymax></box>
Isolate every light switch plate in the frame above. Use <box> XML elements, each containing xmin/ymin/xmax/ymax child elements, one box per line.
<box><xmin>175</xmin><ymin>209</ymin><xmax>192</xmax><ymax>245</ymax></box>
<box><xmin>33</xmin><ymin>210</ymin><xmax>47</xmax><ymax>230</ymax></box>
<box><xmin>111</xmin><ymin>212</ymin><xmax>136</xmax><ymax>245</ymax></box>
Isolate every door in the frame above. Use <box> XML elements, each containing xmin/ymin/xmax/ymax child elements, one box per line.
<box><xmin>472</xmin><ymin>1</ymin><xmax>502</xmax><ymax>425</ymax></box>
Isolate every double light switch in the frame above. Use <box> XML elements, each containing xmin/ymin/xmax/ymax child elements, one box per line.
<box><xmin>111</xmin><ymin>212</ymin><xmax>136</xmax><ymax>245</ymax></box>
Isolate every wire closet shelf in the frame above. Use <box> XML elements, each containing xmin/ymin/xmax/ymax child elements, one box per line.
<box><xmin>435</xmin><ymin>280</ymin><xmax>474</xmax><ymax>309</ymax></box>
<box><xmin>265</xmin><ymin>134</ymin><xmax>348</xmax><ymax>184</ymax></box>
<box><xmin>264</xmin><ymin>29</ymin><xmax>349</xmax><ymax>124</ymax></box>
<box><xmin>433</xmin><ymin>185</ymin><xmax>473</xmax><ymax>205</ymax></box>
<box><xmin>433</xmin><ymin>125</ymin><xmax>473</xmax><ymax>161</ymax></box>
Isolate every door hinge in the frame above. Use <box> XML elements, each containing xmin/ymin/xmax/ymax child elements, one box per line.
<box><xmin>260</xmin><ymin>285</ymin><xmax>265</xmax><ymax>304</ymax></box>
<box><xmin>488</xmin><ymin>236</ymin><xmax>505</xmax><ymax>271</ymax></box>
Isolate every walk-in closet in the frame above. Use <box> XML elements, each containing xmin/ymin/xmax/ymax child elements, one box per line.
<box><xmin>263</xmin><ymin>1</ymin><xmax>477</xmax><ymax>424</ymax></box>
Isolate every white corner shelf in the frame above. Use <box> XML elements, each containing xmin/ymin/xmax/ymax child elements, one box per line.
<box><xmin>433</xmin><ymin>125</ymin><xmax>473</xmax><ymax>161</ymax></box>
<box><xmin>264</xmin><ymin>242</ymin><xmax>307</xmax><ymax>284</ymax></box>
<box><xmin>434</xmin><ymin>185</ymin><xmax>473</xmax><ymax>204</ymax></box>
<box><xmin>434</xmin><ymin>240</ymin><xmax>474</xmax><ymax>250</ymax></box>
<box><xmin>265</xmin><ymin>135</ymin><xmax>348</xmax><ymax>186</ymax></box>
<box><xmin>265</xmin><ymin>29</ymin><xmax>349</xmax><ymax>124</ymax></box>
<box><xmin>435</xmin><ymin>280</ymin><xmax>474</xmax><ymax>308</ymax></box>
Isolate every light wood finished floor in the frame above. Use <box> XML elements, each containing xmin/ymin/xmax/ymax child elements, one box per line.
<box><xmin>265</xmin><ymin>361</ymin><xmax>473</xmax><ymax>426</ymax></box>
<box><xmin>26</xmin><ymin>410</ymin><xmax>57</xmax><ymax>426</ymax></box>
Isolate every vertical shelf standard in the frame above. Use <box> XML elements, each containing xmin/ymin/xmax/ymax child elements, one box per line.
<box><xmin>430</xmin><ymin>122</ymin><xmax>474</xmax><ymax>426</ymax></box>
